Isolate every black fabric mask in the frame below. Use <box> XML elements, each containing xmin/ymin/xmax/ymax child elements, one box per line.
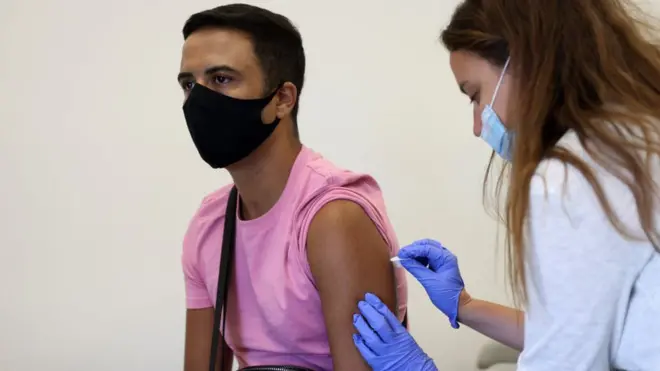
<box><xmin>183</xmin><ymin>83</ymin><xmax>281</xmax><ymax>169</ymax></box>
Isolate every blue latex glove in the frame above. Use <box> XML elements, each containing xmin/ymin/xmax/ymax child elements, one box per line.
<box><xmin>399</xmin><ymin>239</ymin><xmax>465</xmax><ymax>328</ymax></box>
<box><xmin>353</xmin><ymin>293</ymin><xmax>438</xmax><ymax>371</ymax></box>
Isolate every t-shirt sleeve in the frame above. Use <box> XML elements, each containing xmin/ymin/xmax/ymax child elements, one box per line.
<box><xmin>517</xmin><ymin>170</ymin><xmax>638</xmax><ymax>371</ymax></box>
<box><xmin>294</xmin><ymin>185</ymin><xmax>398</xmax><ymax>281</ymax></box>
<box><xmin>292</xmin><ymin>181</ymin><xmax>408</xmax><ymax>320</ymax></box>
<box><xmin>182</xmin><ymin>210</ymin><xmax>213</xmax><ymax>309</ymax></box>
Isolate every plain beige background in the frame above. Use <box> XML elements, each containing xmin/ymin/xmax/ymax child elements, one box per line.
<box><xmin>1</xmin><ymin>0</ymin><xmax>656</xmax><ymax>370</ymax></box>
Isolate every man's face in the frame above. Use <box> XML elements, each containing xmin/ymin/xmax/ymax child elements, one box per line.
<box><xmin>178</xmin><ymin>28</ymin><xmax>267</xmax><ymax>101</ymax></box>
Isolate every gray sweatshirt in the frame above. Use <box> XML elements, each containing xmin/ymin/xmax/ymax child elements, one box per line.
<box><xmin>517</xmin><ymin>131</ymin><xmax>660</xmax><ymax>371</ymax></box>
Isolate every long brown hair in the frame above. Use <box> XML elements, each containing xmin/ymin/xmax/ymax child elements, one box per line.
<box><xmin>441</xmin><ymin>0</ymin><xmax>660</xmax><ymax>305</ymax></box>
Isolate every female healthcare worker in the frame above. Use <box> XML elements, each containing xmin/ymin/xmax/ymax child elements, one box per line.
<box><xmin>352</xmin><ymin>0</ymin><xmax>660</xmax><ymax>370</ymax></box>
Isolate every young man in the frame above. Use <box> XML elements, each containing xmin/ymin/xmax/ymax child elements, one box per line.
<box><xmin>178</xmin><ymin>4</ymin><xmax>407</xmax><ymax>371</ymax></box>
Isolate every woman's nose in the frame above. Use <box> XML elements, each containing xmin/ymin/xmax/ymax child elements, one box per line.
<box><xmin>473</xmin><ymin>110</ymin><xmax>482</xmax><ymax>137</ymax></box>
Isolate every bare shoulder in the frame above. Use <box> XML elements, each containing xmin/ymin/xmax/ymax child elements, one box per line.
<box><xmin>308</xmin><ymin>199</ymin><xmax>367</xmax><ymax>230</ymax></box>
<box><xmin>306</xmin><ymin>199</ymin><xmax>390</xmax><ymax>263</ymax></box>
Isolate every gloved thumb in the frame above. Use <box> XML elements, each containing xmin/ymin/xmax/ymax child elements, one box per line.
<box><xmin>400</xmin><ymin>258</ymin><xmax>435</xmax><ymax>283</ymax></box>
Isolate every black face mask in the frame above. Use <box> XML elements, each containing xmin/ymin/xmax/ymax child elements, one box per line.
<box><xmin>182</xmin><ymin>83</ymin><xmax>281</xmax><ymax>169</ymax></box>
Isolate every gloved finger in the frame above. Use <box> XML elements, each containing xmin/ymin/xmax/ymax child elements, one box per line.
<box><xmin>365</xmin><ymin>293</ymin><xmax>407</xmax><ymax>335</ymax></box>
<box><xmin>399</xmin><ymin>240</ymin><xmax>454</xmax><ymax>272</ymax></box>
<box><xmin>411</xmin><ymin>238</ymin><xmax>444</xmax><ymax>248</ymax></box>
<box><xmin>400</xmin><ymin>257</ymin><xmax>435</xmax><ymax>281</ymax></box>
<box><xmin>352</xmin><ymin>334</ymin><xmax>376</xmax><ymax>363</ymax></box>
<box><xmin>353</xmin><ymin>313</ymin><xmax>383</xmax><ymax>352</ymax></box>
<box><xmin>358</xmin><ymin>299</ymin><xmax>396</xmax><ymax>342</ymax></box>
<box><xmin>399</xmin><ymin>240</ymin><xmax>442</xmax><ymax>263</ymax></box>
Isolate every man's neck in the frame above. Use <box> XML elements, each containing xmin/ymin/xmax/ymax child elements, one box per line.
<box><xmin>228</xmin><ymin>135</ymin><xmax>302</xmax><ymax>220</ymax></box>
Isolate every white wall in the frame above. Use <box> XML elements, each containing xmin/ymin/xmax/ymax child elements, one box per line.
<box><xmin>0</xmin><ymin>0</ymin><xmax>513</xmax><ymax>370</ymax></box>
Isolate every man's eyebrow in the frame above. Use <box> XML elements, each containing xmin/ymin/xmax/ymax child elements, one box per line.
<box><xmin>204</xmin><ymin>65</ymin><xmax>240</xmax><ymax>76</ymax></box>
<box><xmin>177</xmin><ymin>65</ymin><xmax>241</xmax><ymax>83</ymax></box>
<box><xmin>176</xmin><ymin>71</ymin><xmax>193</xmax><ymax>83</ymax></box>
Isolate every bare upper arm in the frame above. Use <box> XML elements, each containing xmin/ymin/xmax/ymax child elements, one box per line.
<box><xmin>307</xmin><ymin>200</ymin><xmax>398</xmax><ymax>371</ymax></box>
<box><xmin>184</xmin><ymin>308</ymin><xmax>233</xmax><ymax>371</ymax></box>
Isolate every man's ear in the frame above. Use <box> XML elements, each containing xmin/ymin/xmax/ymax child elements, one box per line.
<box><xmin>275</xmin><ymin>82</ymin><xmax>298</xmax><ymax>118</ymax></box>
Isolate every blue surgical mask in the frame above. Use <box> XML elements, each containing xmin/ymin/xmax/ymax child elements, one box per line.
<box><xmin>480</xmin><ymin>58</ymin><xmax>513</xmax><ymax>161</ymax></box>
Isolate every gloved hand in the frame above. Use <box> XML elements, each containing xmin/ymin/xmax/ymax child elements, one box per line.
<box><xmin>353</xmin><ymin>293</ymin><xmax>438</xmax><ymax>371</ymax></box>
<box><xmin>399</xmin><ymin>239</ymin><xmax>466</xmax><ymax>328</ymax></box>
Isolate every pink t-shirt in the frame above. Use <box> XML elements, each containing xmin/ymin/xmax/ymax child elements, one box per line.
<box><xmin>182</xmin><ymin>146</ymin><xmax>408</xmax><ymax>370</ymax></box>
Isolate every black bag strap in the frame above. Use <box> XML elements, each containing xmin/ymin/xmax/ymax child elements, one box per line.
<box><xmin>209</xmin><ymin>186</ymin><xmax>239</xmax><ymax>371</ymax></box>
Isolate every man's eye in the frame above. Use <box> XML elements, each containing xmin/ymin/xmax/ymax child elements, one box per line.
<box><xmin>181</xmin><ymin>81</ymin><xmax>195</xmax><ymax>91</ymax></box>
<box><xmin>213</xmin><ymin>75</ymin><xmax>232</xmax><ymax>85</ymax></box>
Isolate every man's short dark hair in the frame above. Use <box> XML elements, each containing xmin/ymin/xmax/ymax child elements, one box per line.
<box><xmin>183</xmin><ymin>3</ymin><xmax>305</xmax><ymax>136</ymax></box>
